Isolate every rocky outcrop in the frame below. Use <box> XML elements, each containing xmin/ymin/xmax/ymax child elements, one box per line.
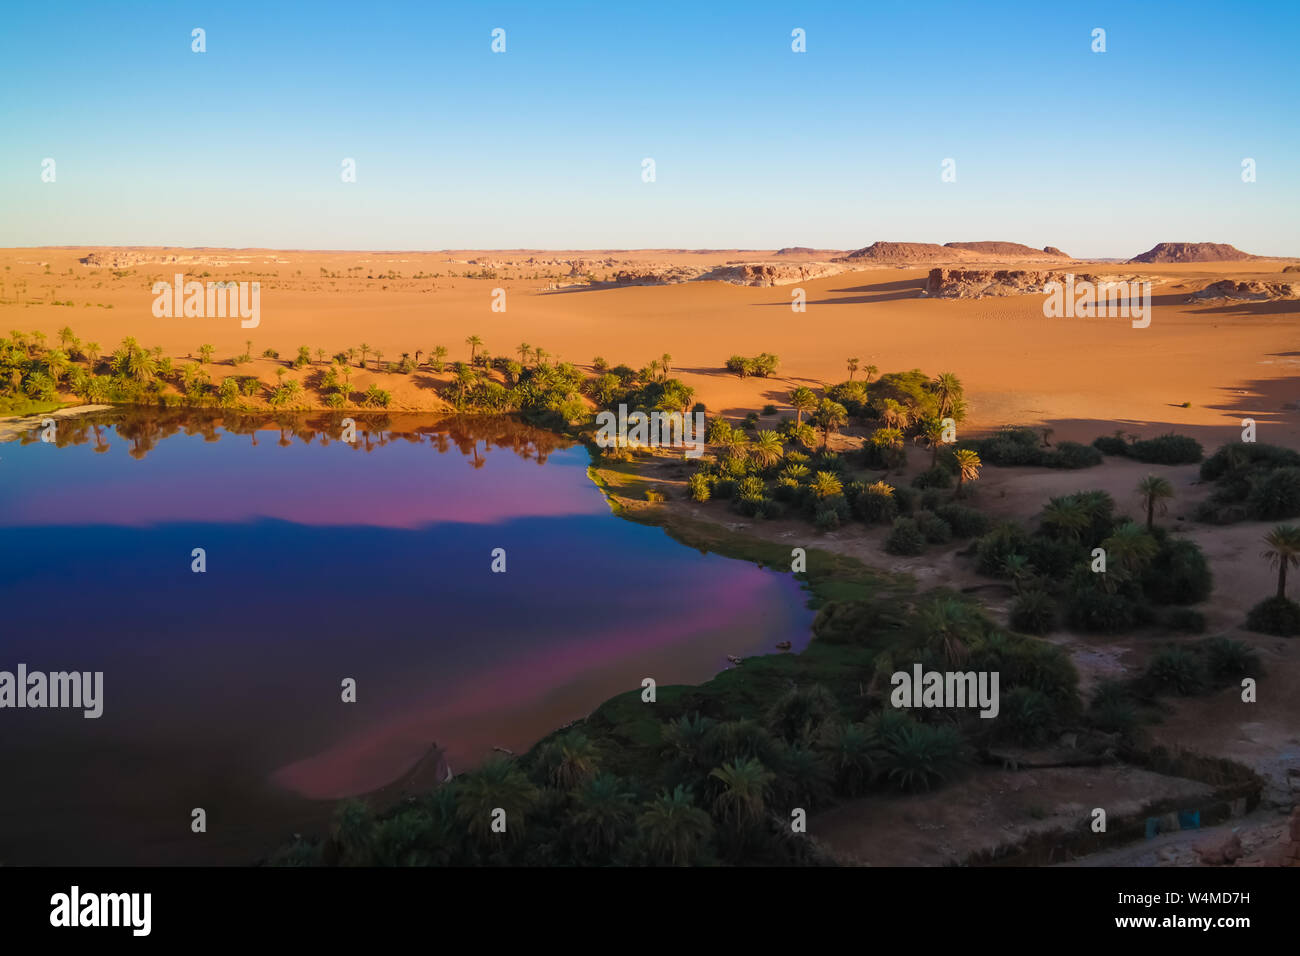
<box><xmin>1189</xmin><ymin>279</ymin><xmax>1300</xmax><ymax>302</ymax></box>
<box><xmin>608</xmin><ymin>260</ymin><xmax>843</xmax><ymax>287</ymax></box>
<box><xmin>1129</xmin><ymin>242</ymin><xmax>1256</xmax><ymax>263</ymax></box>
<box><xmin>839</xmin><ymin>241</ymin><xmax>952</xmax><ymax>262</ymax></box>
<box><xmin>924</xmin><ymin>268</ymin><xmax>1097</xmax><ymax>298</ymax></box>
<box><xmin>944</xmin><ymin>241</ymin><xmax>1071</xmax><ymax>258</ymax></box>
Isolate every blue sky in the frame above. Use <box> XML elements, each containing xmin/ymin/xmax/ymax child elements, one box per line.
<box><xmin>1</xmin><ymin>1</ymin><xmax>1296</xmax><ymax>256</ymax></box>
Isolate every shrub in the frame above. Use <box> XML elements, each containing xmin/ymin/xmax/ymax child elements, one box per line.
<box><xmin>853</xmin><ymin>481</ymin><xmax>898</xmax><ymax>525</ymax></box>
<box><xmin>935</xmin><ymin>503</ymin><xmax>990</xmax><ymax>538</ymax></box>
<box><xmin>1245</xmin><ymin>466</ymin><xmax>1300</xmax><ymax>520</ymax></box>
<box><xmin>814</xmin><ymin>508</ymin><xmax>841</xmax><ymax>532</ymax></box>
<box><xmin>1064</xmin><ymin>570</ymin><xmax>1140</xmax><ymax>633</ymax></box>
<box><xmin>1201</xmin><ymin>442</ymin><xmax>1300</xmax><ymax>481</ymax></box>
<box><xmin>1245</xmin><ymin>596</ymin><xmax>1300</xmax><ymax>636</ymax></box>
<box><xmin>762</xmin><ymin>403</ymin><xmax>777</xmax><ymax>416</ymax></box>
<box><xmin>1143</xmin><ymin>647</ymin><xmax>1206</xmax><ymax>696</ymax></box>
<box><xmin>1128</xmin><ymin>433</ymin><xmax>1202</xmax><ymax>465</ymax></box>
<box><xmin>879</xmin><ymin>722</ymin><xmax>965</xmax><ymax>793</ymax></box>
<box><xmin>1024</xmin><ymin>535</ymin><xmax>1079</xmax><ymax>579</ymax></box>
<box><xmin>914</xmin><ymin>511</ymin><xmax>952</xmax><ymax>544</ymax></box>
<box><xmin>687</xmin><ymin>472</ymin><xmax>711</xmax><ymax>502</ymax></box>
<box><xmin>1201</xmin><ymin>637</ymin><xmax>1260</xmax><ymax>681</ymax></box>
<box><xmin>1092</xmin><ymin>434</ymin><xmax>1130</xmax><ymax>456</ymax></box>
<box><xmin>975</xmin><ymin>522</ymin><xmax>1031</xmax><ymax>577</ymax></box>
<box><xmin>1142</xmin><ymin>539</ymin><xmax>1213</xmax><ymax>604</ymax></box>
<box><xmin>1010</xmin><ymin>590</ymin><xmax>1056</xmax><ymax>635</ymax></box>
<box><xmin>712</xmin><ymin>478</ymin><xmax>737</xmax><ymax>500</ymax></box>
<box><xmin>1046</xmin><ymin>441</ymin><xmax>1103</xmax><ymax>469</ymax></box>
<box><xmin>892</xmin><ymin>485</ymin><xmax>917</xmax><ymax>515</ymax></box>
<box><xmin>911</xmin><ymin>466</ymin><xmax>952</xmax><ymax>489</ymax></box>
<box><xmin>917</xmin><ymin>488</ymin><xmax>943</xmax><ymax>513</ymax></box>
<box><xmin>1087</xmin><ymin>682</ymin><xmax>1139</xmax><ymax>735</ymax></box>
<box><xmin>999</xmin><ymin>687</ymin><xmax>1057</xmax><ymax>746</ymax></box>
<box><xmin>884</xmin><ymin>517</ymin><xmax>926</xmax><ymax>556</ymax></box>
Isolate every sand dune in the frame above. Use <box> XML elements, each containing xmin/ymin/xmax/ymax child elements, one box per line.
<box><xmin>3</xmin><ymin>247</ymin><xmax>1299</xmax><ymax>448</ymax></box>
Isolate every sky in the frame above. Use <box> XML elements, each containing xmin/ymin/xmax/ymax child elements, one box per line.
<box><xmin>1</xmin><ymin>1</ymin><xmax>1297</xmax><ymax>257</ymax></box>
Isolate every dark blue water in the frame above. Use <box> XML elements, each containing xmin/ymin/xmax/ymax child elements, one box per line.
<box><xmin>0</xmin><ymin>410</ymin><xmax>812</xmax><ymax>863</ymax></box>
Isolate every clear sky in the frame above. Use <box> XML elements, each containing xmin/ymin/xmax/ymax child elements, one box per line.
<box><xmin>1</xmin><ymin>0</ymin><xmax>1296</xmax><ymax>257</ymax></box>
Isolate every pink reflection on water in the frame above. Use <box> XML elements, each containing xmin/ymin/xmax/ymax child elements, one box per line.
<box><xmin>272</xmin><ymin>572</ymin><xmax>793</xmax><ymax>799</ymax></box>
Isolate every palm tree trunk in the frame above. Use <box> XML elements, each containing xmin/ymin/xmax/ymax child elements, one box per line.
<box><xmin>1147</xmin><ymin>499</ymin><xmax>1154</xmax><ymax>531</ymax></box>
<box><xmin>1279</xmin><ymin>562</ymin><xmax>1288</xmax><ymax>599</ymax></box>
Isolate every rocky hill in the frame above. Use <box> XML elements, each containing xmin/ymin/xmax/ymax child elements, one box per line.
<box><xmin>1129</xmin><ymin>242</ymin><xmax>1256</xmax><ymax>264</ymax></box>
<box><xmin>944</xmin><ymin>241</ymin><xmax>1071</xmax><ymax>258</ymax></box>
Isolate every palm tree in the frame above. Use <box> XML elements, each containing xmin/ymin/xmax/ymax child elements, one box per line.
<box><xmin>953</xmin><ymin>448</ymin><xmax>981</xmax><ymax>497</ymax></box>
<box><xmin>1136</xmin><ymin>474</ymin><xmax>1175</xmax><ymax>531</ymax></box>
<box><xmin>846</xmin><ymin>357</ymin><xmax>859</xmax><ymax>381</ymax></box>
<box><xmin>708</xmin><ymin>757</ymin><xmax>774</xmax><ymax>829</ymax></box>
<box><xmin>359</xmin><ymin>343</ymin><xmax>371</xmax><ymax>366</ymax></box>
<box><xmin>661</xmin><ymin>353</ymin><xmax>672</xmax><ymax>380</ymax></box>
<box><xmin>809</xmin><ymin>470</ymin><xmax>843</xmax><ymax>499</ymax></box>
<box><xmin>571</xmin><ymin>774</ymin><xmax>635</xmax><ymax>860</ymax></box>
<box><xmin>466</xmin><ymin>335</ymin><xmax>483</xmax><ymax>364</ymax></box>
<box><xmin>880</xmin><ymin>398</ymin><xmax>910</xmax><ymax>431</ymax></box>
<box><xmin>750</xmin><ymin>430</ymin><xmax>784</xmax><ymax>468</ymax></box>
<box><xmin>453</xmin><ymin>756</ymin><xmax>540</xmax><ymax>842</ymax></box>
<box><xmin>517</xmin><ymin>342</ymin><xmax>531</xmax><ymax>366</ymax></box>
<box><xmin>85</xmin><ymin>341</ymin><xmax>100</xmax><ymax>368</ymax></box>
<box><xmin>57</xmin><ymin>326</ymin><xmax>75</xmax><ymax>350</ymax></box>
<box><xmin>317</xmin><ymin>348</ymin><xmax>327</xmax><ymax>365</ymax></box>
<box><xmin>1261</xmin><ymin>525</ymin><xmax>1300</xmax><ymax>598</ymax></box>
<box><xmin>930</xmin><ymin>372</ymin><xmax>963</xmax><ymax>419</ymax></box>
<box><xmin>813</xmin><ymin>398</ymin><xmax>849</xmax><ymax>451</ymax></box>
<box><xmin>720</xmin><ymin>429</ymin><xmax>750</xmax><ymax>460</ymax></box>
<box><xmin>918</xmin><ymin>417</ymin><xmax>949</xmax><ymax>468</ymax></box>
<box><xmin>1100</xmin><ymin>522</ymin><xmax>1159</xmax><ymax>584</ymax></box>
<box><xmin>538</xmin><ymin>731</ymin><xmax>600</xmax><ymax>790</ymax></box>
<box><xmin>198</xmin><ymin>344</ymin><xmax>214</xmax><ymax>365</ymax></box>
<box><xmin>432</xmin><ymin>345</ymin><xmax>448</xmax><ymax>371</ymax></box>
<box><xmin>637</xmin><ymin>786</ymin><xmax>713</xmax><ymax>866</ymax></box>
<box><xmin>1039</xmin><ymin>495</ymin><xmax>1090</xmax><ymax>542</ymax></box>
<box><xmin>789</xmin><ymin>387</ymin><xmax>817</xmax><ymax>425</ymax></box>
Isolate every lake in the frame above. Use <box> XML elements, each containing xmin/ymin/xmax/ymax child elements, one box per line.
<box><xmin>0</xmin><ymin>409</ymin><xmax>813</xmax><ymax>863</ymax></box>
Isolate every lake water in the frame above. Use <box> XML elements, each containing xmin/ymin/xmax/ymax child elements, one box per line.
<box><xmin>0</xmin><ymin>410</ymin><xmax>812</xmax><ymax>864</ymax></box>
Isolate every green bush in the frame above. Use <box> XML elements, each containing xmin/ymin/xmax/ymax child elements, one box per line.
<box><xmin>1092</xmin><ymin>434</ymin><xmax>1130</xmax><ymax>456</ymax></box>
<box><xmin>1201</xmin><ymin>637</ymin><xmax>1260</xmax><ymax>681</ymax></box>
<box><xmin>1245</xmin><ymin>595</ymin><xmax>1300</xmax><ymax>636</ymax></box>
<box><xmin>687</xmin><ymin>472</ymin><xmax>712</xmax><ymax>502</ymax></box>
<box><xmin>853</xmin><ymin>483</ymin><xmax>898</xmax><ymax>524</ymax></box>
<box><xmin>914</xmin><ymin>511</ymin><xmax>953</xmax><ymax>544</ymax></box>
<box><xmin>1024</xmin><ymin>534</ymin><xmax>1079</xmax><ymax>579</ymax></box>
<box><xmin>911</xmin><ymin>466</ymin><xmax>952</xmax><ymax>489</ymax></box>
<box><xmin>1128</xmin><ymin>433</ymin><xmax>1202</xmax><ymax>465</ymax></box>
<box><xmin>1064</xmin><ymin>569</ymin><xmax>1140</xmax><ymax>633</ymax></box>
<box><xmin>1200</xmin><ymin>442</ymin><xmax>1300</xmax><ymax>481</ymax></box>
<box><xmin>879</xmin><ymin>722</ymin><xmax>965</xmax><ymax>793</ymax></box>
<box><xmin>1142</xmin><ymin>538</ymin><xmax>1213</xmax><ymax>604</ymax></box>
<box><xmin>975</xmin><ymin>522</ymin><xmax>1031</xmax><ymax>577</ymax></box>
<box><xmin>814</xmin><ymin>508</ymin><xmax>841</xmax><ymax>531</ymax></box>
<box><xmin>1045</xmin><ymin>441</ymin><xmax>1103</xmax><ymax>469</ymax></box>
<box><xmin>884</xmin><ymin>517</ymin><xmax>926</xmax><ymax>556</ymax></box>
<box><xmin>935</xmin><ymin>503</ymin><xmax>989</xmax><ymax>538</ymax></box>
<box><xmin>1245</xmin><ymin>466</ymin><xmax>1300</xmax><ymax>520</ymax></box>
<box><xmin>1010</xmin><ymin>590</ymin><xmax>1057</xmax><ymax>635</ymax></box>
<box><xmin>999</xmin><ymin>687</ymin><xmax>1057</xmax><ymax>745</ymax></box>
<box><xmin>1143</xmin><ymin>647</ymin><xmax>1206</xmax><ymax>696</ymax></box>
